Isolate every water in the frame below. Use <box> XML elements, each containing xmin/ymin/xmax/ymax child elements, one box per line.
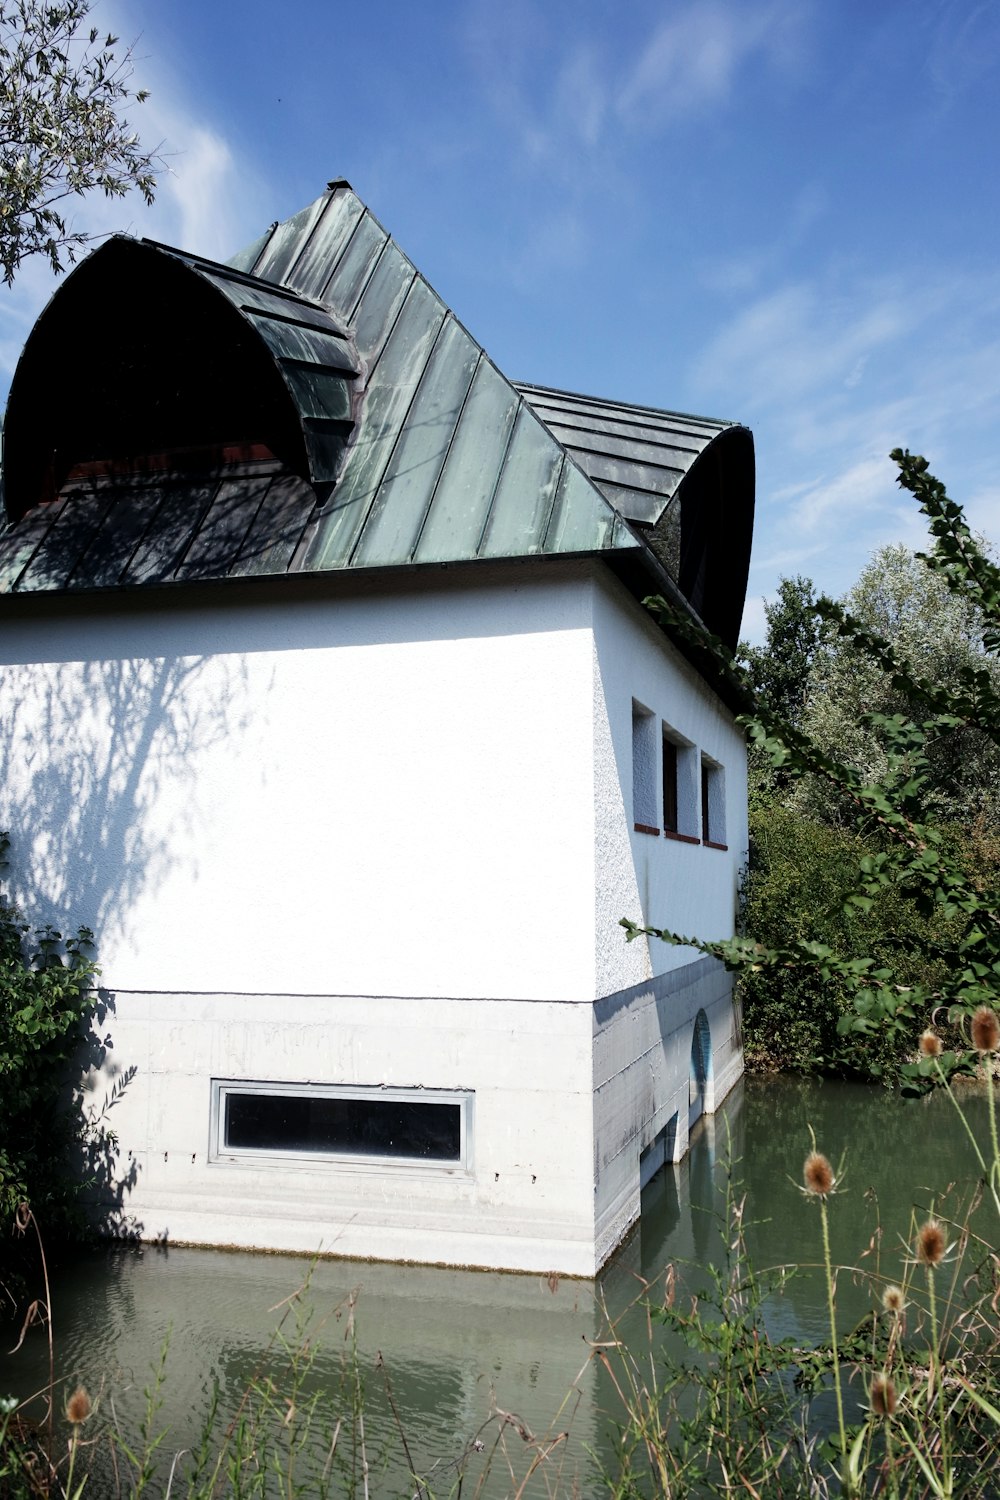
<box><xmin>2</xmin><ymin>1076</ymin><xmax>994</xmax><ymax>1493</ymax></box>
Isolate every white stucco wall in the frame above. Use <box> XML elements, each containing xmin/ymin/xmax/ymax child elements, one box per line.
<box><xmin>0</xmin><ymin>559</ymin><xmax>747</xmax><ymax>1272</ymax></box>
<box><xmin>0</xmin><ymin>570</ymin><xmax>600</xmax><ymax>1003</ymax></box>
<box><xmin>587</xmin><ymin>571</ymin><xmax>747</xmax><ymax>1261</ymax></box>
<box><xmin>590</xmin><ymin>570</ymin><xmax>749</xmax><ymax>993</ymax></box>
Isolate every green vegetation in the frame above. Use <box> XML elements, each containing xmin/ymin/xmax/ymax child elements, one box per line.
<box><xmin>629</xmin><ymin>452</ymin><xmax>1000</xmax><ymax>1093</ymax></box>
<box><xmin>3</xmin><ymin>454</ymin><xmax>999</xmax><ymax>1495</ymax></box>
<box><xmin>3</xmin><ymin>1084</ymin><xmax>1000</xmax><ymax>1496</ymax></box>
<box><xmin>0</xmin><ymin>833</ymin><xmax>97</xmax><ymax>1239</ymax></box>
<box><xmin>0</xmin><ymin>0</ymin><xmax>158</xmax><ymax>284</ymax></box>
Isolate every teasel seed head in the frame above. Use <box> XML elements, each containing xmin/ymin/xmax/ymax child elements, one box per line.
<box><xmin>870</xmin><ymin>1373</ymin><xmax>897</xmax><ymax>1418</ymax></box>
<box><xmin>65</xmin><ymin>1386</ymin><xmax>92</xmax><ymax>1425</ymax></box>
<box><xmin>803</xmin><ymin>1151</ymin><xmax>835</xmax><ymax>1197</ymax></box>
<box><xmin>882</xmin><ymin>1283</ymin><xmax>905</xmax><ymax>1315</ymax></box>
<box><xmin>971</xmin><ymin>1005</ymin><xmax>1000</xmax><ymax>1054</ymax></box>
<box><xmin>915</xmin><ymin>1218</ymin><xmax>946</xmax><ymax>1268</ymax></box>
<box><xmin>919</xmin><ymin>1029</ymin><xmax>942</xmax><ymax>1058</ymax></box>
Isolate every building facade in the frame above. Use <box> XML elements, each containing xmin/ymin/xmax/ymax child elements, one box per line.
<box><xmin>0</xmin><ymin>183</ymin><xmax>754</xmax><ymax>1274</ymax></box>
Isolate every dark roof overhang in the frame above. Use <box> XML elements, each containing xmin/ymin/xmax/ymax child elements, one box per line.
<box><xmin>2</xmin><ymin>236</ymin><xmax>358</xmax><ymax>524</ymax></box>
<box><xmin>516</xmin><ymin>383</ymin><xmax>754</xmax><ymax>652</ymax></box>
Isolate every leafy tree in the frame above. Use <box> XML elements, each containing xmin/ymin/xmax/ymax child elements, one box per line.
<box><xmin>0</xmin><ymin>0</ymin><xmax>158</xmax><ymax>284</ymax></box>
<box><xmin>739</xmin><ymin>574</ymin><xmax>820</xmax><ymax>731</ymax></box>
<box><xmin>793</xmin><ymin>543</ymin><xmax>1000</xmax><ymax>831</ymax></box>
<box><xmin>0</xmin><ymin>833</ymin><xmax>97</xmax><ymax>1237</ymax></box>
<box><xmin>624</xmin><ymin>451</ymin><xmax>1000</xmax><ymax>1093</ymax></box>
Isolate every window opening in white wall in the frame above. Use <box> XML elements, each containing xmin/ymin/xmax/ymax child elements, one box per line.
<box><xmin>211</xmin><ymin>1081</ymin><xmax>472</xmax><ymax>1168</ymax></box>
<box><xmin>701</xmin><ymin>756</ymin><xmax>727</xmax><ymax>848</ymax></box>
<box><xmin>662</xmin><ymin>738</ymin><xmax>678</xmax><ymax>831</ymax></box>
<box><xmin>662</xmin><ymin>723</ymin><xmax>699</xmax><ymax>841</ymax></box>
<box><xmin>632</xmin><ymin>699</ymin><xmax>658</xmax><ymax>833</ymax></box>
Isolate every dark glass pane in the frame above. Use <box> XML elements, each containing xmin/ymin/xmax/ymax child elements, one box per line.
<box><xmin>224</xmin><ymin>1092</ymin><xmax>461</xmax><ymax>1161</ymax></box>
<box><xmin>663</xmin><ymin>739</ymin><xmax>678</xmax><ymax>833</ymax></box>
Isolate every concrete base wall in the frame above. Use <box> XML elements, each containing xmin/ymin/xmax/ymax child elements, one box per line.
<box><xmin>592</xmin><ymin>956</ymin><xmax>742</xmax><ymax>1268</ymax></box>
<box><xmin>86</xmin><ymin>959</ymin><xmax>742</xmax><ymax>1276</ymax></box>
<box><xmin>85</xmin><ymin>988</ymin><xmax>600</xmax><ymax>1276</ymax></box>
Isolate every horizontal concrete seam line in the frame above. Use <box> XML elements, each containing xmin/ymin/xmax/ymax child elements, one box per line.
<box><xmin>593</xmin><ymin>1036</ymin><xmax>687</xmax><ymax>1089</ymax></box>
<box><xmin>95</xmin><ymin>988</ymin><xmax>603</xmax><ymax>1004</ymax></box>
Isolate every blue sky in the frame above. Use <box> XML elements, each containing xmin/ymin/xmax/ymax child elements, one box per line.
<box><xmin>2</xmin><ymin>0</ymin><xmax>999</xmax><ymax>642</ymax></box>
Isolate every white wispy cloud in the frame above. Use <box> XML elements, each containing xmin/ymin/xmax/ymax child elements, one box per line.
<box><xmin>692</xmin><ymin>281</ymin><xmax>913</xmax><ymax>412</ymax></box>
<box><xmin>703</xmin><ymin>250</ymin><xmax>1000</xmax><ymax>639</ymax></box>
<box><xmin>616</xmin><ymin>0</ymin><xmax>809</xmax><ymax>128</ymax></box>
<box><xmin>460</xmin><ymin>0</ymin><xmax>815</xmax><ymax>286</ymax></box>
<box><xmin>786</xmin><ymin>453</ymin><xmax>895</xmax><ymax>534</ymax></box>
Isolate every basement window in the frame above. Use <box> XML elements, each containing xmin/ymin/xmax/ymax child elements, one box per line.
<box><xmin>211</xmin><ymin>1081</ymin><xmax>472</xmax><ymax>1169</ymax></box>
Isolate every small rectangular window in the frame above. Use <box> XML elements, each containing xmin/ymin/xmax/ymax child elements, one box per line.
<box><xmin>662</xmin><ymin>738</ymin><xmax>678</xmax><ymax>832</ymax></box>
<box><xmin>632</xmin><ymin>700</ymin><xmax>658</xmax><ymax>833</ymax></box>
<box><xmin>701</xmin><ymin>756</ymin><xmax>727</xmax><ymax>848</ymax></box>
<box><xmin>211</xmin><ymin>1081</ymin><xmax>472</xmax><ymax>1169</ymax></box>
<box><xmin>662</xmin><ymin>723</ymin><xmax>699</xmax><ymax>840</ymax></box>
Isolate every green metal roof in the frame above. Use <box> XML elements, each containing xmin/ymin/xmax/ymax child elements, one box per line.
<box><xmin>0</xmin><ymin>180</ymin><xmax>754</xmax><ymax>645</ymax></box>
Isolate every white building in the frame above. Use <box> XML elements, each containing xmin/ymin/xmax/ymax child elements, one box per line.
<box><xmin>0</xmin><ymin>182</ymin><xmax>754</xmax><ymax>1275</ymax></box>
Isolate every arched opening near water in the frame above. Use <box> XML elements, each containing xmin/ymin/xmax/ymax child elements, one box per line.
<box><xmin>688</xmin><ymin>1008</ymin><xmax>714</xmax><ymax>1130</ymax></box>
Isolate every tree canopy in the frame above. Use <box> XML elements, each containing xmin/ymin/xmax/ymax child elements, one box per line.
<box><xmin>0</xmin><ymin>0</ymin><xmax>158</xmax><ymax>284</ymax></box>
<box><xmin>626</xmin><ymin>452</ymin><xmax>1000</xmax><ymax>1090</ymax></box>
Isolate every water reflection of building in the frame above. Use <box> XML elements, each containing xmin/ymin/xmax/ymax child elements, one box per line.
<box><xmin>0</xmin><ymin>180</ymin><xmax>754</xmax><ymax>1276</ymax></box>
<box><xmin>2</xmin><ymin>1082</ymin><xmax>757</xmax><ymax>1494</ymax></box>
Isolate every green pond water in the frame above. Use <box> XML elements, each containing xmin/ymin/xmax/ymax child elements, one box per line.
<box><xmin>2</xmin><ymin>1074</ymin><xmax>995</xmax><ymax>1494</ymax></box>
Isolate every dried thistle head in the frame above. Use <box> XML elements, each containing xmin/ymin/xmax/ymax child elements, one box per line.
<box><xmin>915</xmin><ymin>1218</ymin><xmax>947</xmax><ymax>1268</ymax></box>
<box><xmin>65</xmin><ymin>1387</ymin><xmax>91</xmax><ymax>1425</ymax></box>
<box><xmin>919</xmin><ymin>1029</ymin><xmax>942</xmax><ymax>1058</ymax></box>
<box><xmin>803</xmin><ymin>1151</ymin><xmax>835</xmax><ymax>1198</ymax></box>
<box><xmin>870</xmin><ymin>1373</ymin><xmax>897</xmax><ymax>1418</ymax></box>
<box><xmin>881</xmin><ymin>1283</ymin><xmax>906</xmax><ymax>1315</ymax></box>
<box><xmin>971</xmin><ymin>1006</ymin><xmax>1000</xmax><ymax>1054</ymax></box>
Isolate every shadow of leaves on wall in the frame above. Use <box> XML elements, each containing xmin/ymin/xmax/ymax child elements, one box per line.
<box><xmin>0</xmin><ymin>628</ymin><xmax>257</xmax><ymax>1232</ymax></box>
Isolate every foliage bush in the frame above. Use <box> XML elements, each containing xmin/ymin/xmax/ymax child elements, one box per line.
<box><xmin>628</xmin><ymin>452</ymin><xmax>1000</xmax><ymax>1094</ymax></box>
<box><xmin>737</xmin><ymin>804</ymin><xmax>940</xmax><ymax>1074</ymax></box>
<box><xmin>0</xmin><ymin>833</ymin><xmax>97</xmax><ymax>1241</ymax></box>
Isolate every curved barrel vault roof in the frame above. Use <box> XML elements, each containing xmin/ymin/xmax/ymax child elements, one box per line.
<box><xmin>0</xmin><ymin>180</ymin><xmax>754</xmax><ymax>649</ymax></box>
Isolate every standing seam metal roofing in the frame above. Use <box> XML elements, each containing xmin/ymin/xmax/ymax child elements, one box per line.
<box><xmin>0</xmin><ymin>180</ymin><xmax>754</xmax><ymax>649</ymax></box>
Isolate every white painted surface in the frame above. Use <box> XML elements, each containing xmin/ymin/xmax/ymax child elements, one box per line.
<box><xmin>0</xmin><ymin>560</ymin><xmax>747</xmax><ymax>1271</ymax></box>
<box><xmin>0</xmin><ymin>572</ymin><xmax>596</xmax><ymax>1001</ymax></box>
<box><xmin>590</xmin><ymin>571</ymin><xmax>749</xmax><ymax>991</ymax></box>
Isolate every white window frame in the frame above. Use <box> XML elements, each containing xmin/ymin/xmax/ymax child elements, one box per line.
<box><xmin>209</xmin><ymin>1079</ymin><xmax>474</xmax><ymax>1173</ymax></box>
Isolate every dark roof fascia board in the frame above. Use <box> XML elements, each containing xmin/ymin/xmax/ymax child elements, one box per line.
<box><xmin>602</xmin><ymin>542</ymin><xmax>750</xmax><ymax>715</ymax></box>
